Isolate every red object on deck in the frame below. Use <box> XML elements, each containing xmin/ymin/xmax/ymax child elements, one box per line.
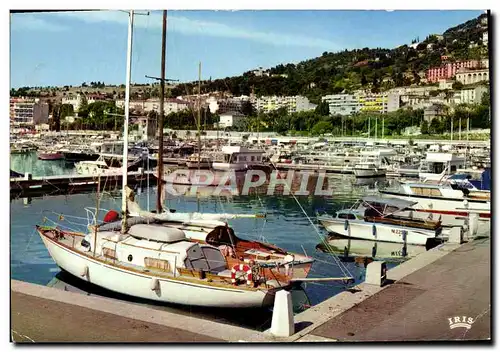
<box><xmin>103</xmin><ymin>210</ymin><xmax>120</xmax><ymax>223</ymax></box>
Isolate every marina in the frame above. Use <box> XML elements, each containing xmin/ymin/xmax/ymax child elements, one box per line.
<box><xmin>9</xmin><ymin>8</ymin><xmax>492</xmax><ymax>344</ymax></box>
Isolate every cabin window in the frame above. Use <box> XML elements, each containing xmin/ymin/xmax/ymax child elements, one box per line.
<box><xmin>432</xmin><ymin>163</ymin><xmax>444</xmax><ymax>174</ymax></box>
<box><xmin>451</xmin><ymin>165</ymin><xmax>457</xmax><ymax>172</ymax></box>
<box><xmin>410</xmin><ymin>186</ymin><xmax>442</xmax><ymax>197</ymax></box>
<box><xmin>338</xmin><ymin>213</ymin><xmax>356</xmax><ymax>220</ymax></box>
<box><xmin>145</xmin><ymin>257</ymin><xmax>171</xmax><ymax>272</ymax></box>
<box><xmin>251</xmin><ymin>156</ymin><xmax>255</xmax><ymax>162</ymax></box>
<box><xmin>257</xmin><ymin>156</ymin><xmax>261</xmax><ymax>161</ymax></box>
<box><xmin>102</xmin><ymin>248</ymin><xmax>116</xmax><ymax>259</ymax></box>
<box><xmin>241</xmin><ymin>156</ymin><xmax>247</xmax><ymax>162</ymax></box>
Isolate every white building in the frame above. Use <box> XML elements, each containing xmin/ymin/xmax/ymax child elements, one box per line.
<box><xmin>62</xmin><ymin>93</ymin><xmax>107</xmax><ymax>112</ymax></box>
<box><xmin>218</xmin><ymin>111</ymin><xmax>246</xmax><ymax>128</ymax></box>
<box><xmin>254</xmin><ymin>95</ymin><xmax>315</xmax><ymax>114</ymax></box>
<box><xmin>115</xmin><ymin>98</ymin><xmax>190</xmax><ymax>115</ymax></box>
<box><xmin>251</xmin><ymin>67</ymin><xmax>269</xmax><ymax>77</ymax></box>
<box><xmin>453</xmin><ymin>85</ymin><xmax>489</xmax><ymax>105</ymax></box>
<box><xmin>322</xmin><ymin>92</ymin><xmax>400</xmax><ymax>116</ymax></box>
<box><xmin>483</xmin><ymin>31</ymin><xmax>488</xmax><ymax>47</ymax></box>
<box><xmin>10</xmin><ymin>97</ymin><xmax>49</xmax><ymax>126</ymax></box>
<box><xmin>438</xmin><ymin>79</ymin><xmax>454</xmax><ymax>90</ymax></box>
<box><xmin>322</xmin><ymin>94</ymin><xmax>359</xmax><ymax>116</ymax></box>
<box><xmin>455</xmin><ymin>69</ymin><xmax>489</xmax><ymax>85</ymax></box>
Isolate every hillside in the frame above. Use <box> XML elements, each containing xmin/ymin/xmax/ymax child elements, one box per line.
<box><xmin>170</xmin><ymin>13</ymin><xmax>489</xmax><ymax>103</ymax></box>
<box><xmin>11</xmin><ymin>13</ymin><xmax>489</xmax><ymax>105</ymax></box>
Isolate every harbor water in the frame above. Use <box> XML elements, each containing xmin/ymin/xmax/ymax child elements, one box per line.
<box><xmin>10</xmin><ymin>153</ymin><xmax>406</xmax><ymax>329</ymax></box>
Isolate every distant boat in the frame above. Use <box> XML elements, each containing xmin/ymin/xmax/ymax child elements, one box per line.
<box><xmin>212</xmin><ymin>146</ymin><xmax>268</xmax><ymax>171</ymax></box>
<box><xmin>185</xmin><ymin>153</ymin><xmax>212</xmax><ymax>169</ymax></box>
<box><xmin>38</xmin><ymin>151</ymin><xmax>64</xmax><ymax>160</ymax></box>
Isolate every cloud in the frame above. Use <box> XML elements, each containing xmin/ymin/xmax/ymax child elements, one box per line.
<box><xmin>48</xmin><ymin>10</ymin><xmax>339</xmax><ymax>49</ymax></box>
<box><xmin>10</xmin><ymin>13</ymin><xmax>68</xmax><ymax>32</ymax></box>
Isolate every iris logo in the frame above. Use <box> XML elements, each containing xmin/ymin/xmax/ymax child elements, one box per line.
<box><xmin>447</xmin><ymin>316</ymin><xmax>475</xmax><ymax>330</ymax></box>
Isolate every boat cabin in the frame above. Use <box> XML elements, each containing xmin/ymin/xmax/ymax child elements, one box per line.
<box><xmin>419</xmin><ymin>152</ymin><xmax>466</xmax><ymax>181</ymax></box>
<box><xmin>90</xmin><ymin>141</ymin><xmax>124</xmax><ymax>155</ymax></box>
<box><xmin>212</xmin><ymin>146</ymin><xmax>266</xmax><ymax>170</ymax></box>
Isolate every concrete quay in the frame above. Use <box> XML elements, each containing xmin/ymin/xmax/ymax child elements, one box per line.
<box><xmin>287</xmin><ymin>237</ymin><xmax>491</xmax><ymax>342</ymax></box>
<box><xmin>10</xmin><ymin>234</ymin><xmax>490</xmax><ymax>343</ymax></box>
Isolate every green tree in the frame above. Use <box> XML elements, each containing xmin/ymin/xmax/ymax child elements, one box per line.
<box><xmin>452</xmin><ymin>81</ymin><xmax>464</xmax><ymax>90</ymax></box>
<box><xmin>421</xmin><ymin>119</ymin><xmax>429</xmax><ymax>134</ymax></box>
<box><xmin>429</xmin><ymin>118</ymin><xmax>441</xmax><ymax>134</ymax></box>
<box><xmin>314</xmin><ymin>101</ymin><xmax>330</xmax><ymax>116</ymax></box>
<box><xmin>311</xmin><ymin>120</ymin><xmax>331</xmax><ymax>136</ymax></box>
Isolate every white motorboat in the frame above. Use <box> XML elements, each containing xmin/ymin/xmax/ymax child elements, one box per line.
<box><xmin>418</xmin><ymin>152</ymin><xmax>466</xmax><ymax>182</ymax></box>
<box><xmin>212</xmin><ymin>146</ymin><xmax>267</xmax><ymax>171</ymax></box>
<box><xmin>75</xmin><ymin>156</ymin><xmax>122</xmax><ymax>175</ymax></box>
<box><xmin>317</xmin><ymin>196</ymin><xmax>443</xmax><ymax>246</ymax></box>
<box><xmin>379</xmin><ymin>180</ymin><xmax>490</xmax><ymax>223</ymax></box>
<box><xmin>353</xmin><ymin>162</ymin><xmax>386</xmax><ymax>178</ymax></box>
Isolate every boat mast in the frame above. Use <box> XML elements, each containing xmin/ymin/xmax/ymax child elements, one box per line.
<box><xmin>121</xmin><ymin>10</ymin><xmax>134</xmax><ymax>234</ymax></box>
<box><xmin>157</xmin><ymin>10</ymin><xmax>167</xmax><ymax>214</ymax></box>
<box><xmin>197</xmin><ymin>62</ymin><xmax>202</xmax><ymax>170</ymax></box>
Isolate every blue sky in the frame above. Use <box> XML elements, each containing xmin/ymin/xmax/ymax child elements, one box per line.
<box><xmin>10</xmin><ymin>10</ymin><xmax>485</xmax><ymax>88</ymax></box>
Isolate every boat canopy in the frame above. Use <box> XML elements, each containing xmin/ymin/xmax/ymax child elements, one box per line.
<box><xmin>361</xmin><ymin>196</ymin><xmax>418</xmax><ymax>210</ymax></box>
<box><xmin>128</xmin><ymin>224</ymin><xmax>186</xmax><ymax>243</ymax></box>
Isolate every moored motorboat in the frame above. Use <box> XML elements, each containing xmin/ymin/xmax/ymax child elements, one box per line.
<box><xmin>379</xmin><ymin>179</ymin><xmax>490</xmax><ymax>223</ymax></box>
<box><xmin>38</xmin><ymin>151</ymin><xmax>64</xmax><ymax>160</ymax></box>
<box><xmin>317</xmin><ymin>196</ymin><xmax>443</xmax><ymax>246</ymax></box>
<box><xmin>353</xmin><ymin>162</ymin><xmax>386</xmax><ymax>178</ymax></box>
<box><xmin>185</xmin><ymin>153</ymin><xmax>212</xmax><ymax>169</ymax></box>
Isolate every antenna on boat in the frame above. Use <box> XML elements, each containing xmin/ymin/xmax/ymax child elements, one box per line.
<box><xmin>93</xmin><ymin>173</ymin><xmax>101</xmax><ymax>257</ymax></box>
<box><xmin>156</xmin><ymin>10</ymin><xmax>167</xmax><ymax>214</ymax></box>
<box><xmin>121</xmin><ymin>9</ymin><xmax>134</xmax><ymax>234</ymax></box>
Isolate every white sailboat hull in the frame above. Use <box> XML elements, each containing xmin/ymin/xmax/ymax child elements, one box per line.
<box><xmin>318</xmin><ymin>218</ymin><xmax>437</xmax><ymax>246</ymax></box>
<box><xmin>40</xmin><ymin>235</ymin><xmax>272</xmax><ymax>308</ymax></box>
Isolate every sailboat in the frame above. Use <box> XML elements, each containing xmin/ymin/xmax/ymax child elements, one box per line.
<box><xmin>36</xmin><ymin>10</ymin><xmax>314</xmax><ymax>308</ymax></box>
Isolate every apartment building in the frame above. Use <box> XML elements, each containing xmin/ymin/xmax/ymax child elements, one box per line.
<box><xmin>452</xmin><ymin>85</ymin><xmax>489</xmax><ymax>105</ymax></box>
<box><xmin>322</xmin><ymin>94</ymin><xmax>360</xmax><ymax>116</ymax></box>
<box><xmin>254</xmin><ymin>95</ymin><xmax>315</xmax><ymax>114</ymax></box>
<box><xmin>359</xmin><ymin>93</ymin><xmax>400</xmax><ymax>113</ymax></box>
<box><xmin>426</xmin><ymin>60</ymin><xmax>481</xmax><ymax>83</ymax></box>
<box><xmin>322</xmin><ymin>92</ymin><xmax>400</xmax><ymax>116</ymax></box>
<box><xmin>455</xmin><ymin>69</ymin><xmax>489</xmax><ymax>85</ymax></box>
<box><xmin>207</xmin><ymin>95</ymin><xmax>251</xmax><ymax>115</ymax></box>
<box><xmin>218</xmin><ymin>111</ymin><xmax>247</xmax><ymax>128</ymax></box>
<box><xmin>10</xmin><ymin>97</ymin><xmax>49</xmax><ymax>126</ymax></box>
<box><xmin>115</xmin><ymin>98</ymin><xmax>191</xmax><ymax>114</ymax></box>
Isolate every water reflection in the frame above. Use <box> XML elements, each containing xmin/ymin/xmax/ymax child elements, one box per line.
<box><xmin>11</xmin><ymin>152</ymin><xmax>75</xmax><ymax>177</ymax></box>
<box><xmin>317</xmin><ymin>236</ymin><xmax>428</xmax><ymax>263</ymax></box>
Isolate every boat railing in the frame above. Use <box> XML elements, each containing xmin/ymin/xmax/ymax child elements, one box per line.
<box><xmin>84</xmin><ymin>207</ymin><xmax>114</xmax><ymax>227</ymax></box>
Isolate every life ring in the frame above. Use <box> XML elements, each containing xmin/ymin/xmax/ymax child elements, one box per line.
<box><xmin>231</xmin><ymin>263</ymin><xmax>253</xmax><ymax>286</ymax></box>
